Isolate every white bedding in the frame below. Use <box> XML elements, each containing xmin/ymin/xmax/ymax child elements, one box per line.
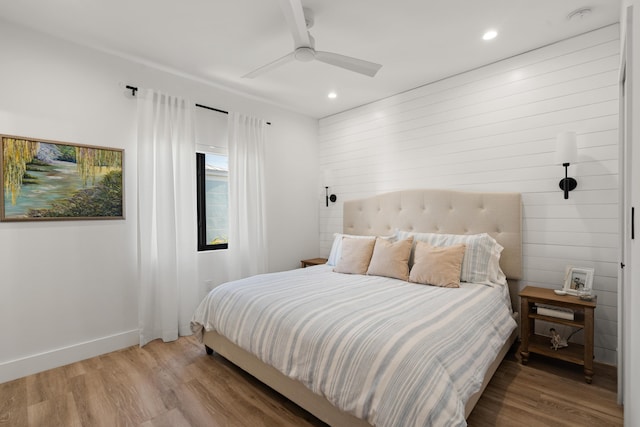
<box><xmin>191</xmin><ymin>265</ymin><xmax>516</xmax><ymax>427</ymax></box>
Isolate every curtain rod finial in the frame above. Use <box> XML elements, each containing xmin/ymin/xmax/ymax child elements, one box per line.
<box><xmin>125</xmin><ymin>85</ymin><xmax>138</xmax><ymax>97</ymax></box>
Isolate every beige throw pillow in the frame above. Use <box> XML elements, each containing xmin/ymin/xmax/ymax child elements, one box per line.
<box><xmin>366</xmin><ymin>237</ymin><xmax>413</xmax><ymax>281</ymax></box>
<box><xmin>409</xmin><ymin>242</ymin><xmax>466</xmax><ymax>288</ymax></box>
<box><xmin>333</xmin><ymin>237</ymin><xmax>376</xmax><ymax>274</ymax></box>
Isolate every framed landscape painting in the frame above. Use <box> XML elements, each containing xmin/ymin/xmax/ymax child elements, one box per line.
<box><xmin>1</xmin><ymin>134</ymin><xmax>124</xmax><ymax>221</ymax></box>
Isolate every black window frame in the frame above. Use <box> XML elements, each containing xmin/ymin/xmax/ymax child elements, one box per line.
<box><xmin>196</xmin><ymin>152</ymin><xmax>228</xmax><ymax>251</ymax></box>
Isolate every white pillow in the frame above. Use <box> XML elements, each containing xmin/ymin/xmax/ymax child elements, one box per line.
<box><xmin>396</xmin><ymin>230</ymin><xmax>506</xmax><ymax>285</ymax></box>
<box><xmin>327</xmin><ymin>232</ymin><xmax>396</xmax><ymax>266</ymax></box>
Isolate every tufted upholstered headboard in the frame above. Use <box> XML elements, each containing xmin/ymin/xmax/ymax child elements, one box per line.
<box><xmin>343</xmin><ymin>189</ymin><xmax>522</xmax><ymax>280</ymax></box>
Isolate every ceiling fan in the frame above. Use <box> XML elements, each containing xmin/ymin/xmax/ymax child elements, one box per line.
<box><xmin>242</xmin><ymin>0</ymin><xmax>382</xmax><ymax>79</ymax></box>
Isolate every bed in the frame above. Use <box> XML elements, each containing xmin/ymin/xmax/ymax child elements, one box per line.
<box><xmin>191</xmin><ymin>189</ymin><xmax>522</xmax><ymax>426</ymax></box>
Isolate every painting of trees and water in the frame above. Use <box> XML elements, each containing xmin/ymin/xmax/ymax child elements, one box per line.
<box><xmin>1</xmin><ymin>135</ymin><xmax>123</xmax><ymax>221</ymax></box>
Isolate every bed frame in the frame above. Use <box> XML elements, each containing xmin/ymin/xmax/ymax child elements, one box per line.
<box><xmin>203</xmin><ymin>189</ymin><xmax>522</xmax><ymax>426</ymax></box>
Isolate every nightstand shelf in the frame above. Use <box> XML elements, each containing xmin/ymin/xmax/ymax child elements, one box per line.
<box><xmin>519</xmin><ymin>286</ymin><xmax>597</xmax><ymax>383</ymax></box>
<box><xmin>527</xmin><ymin>334</ymin><xmax>585</xmax><ymax>366</ymax></box>
<box><xmin>300</xmin><ymin>258</ymin><xmax>327</xmax><ymax>268</ymax></box>
<box><xmin>528</xmin><ymin>311</ymin><xmax>586</xmax><ymax>328</ymax></box>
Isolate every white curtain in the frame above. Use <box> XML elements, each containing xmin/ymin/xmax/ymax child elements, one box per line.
<box><xmin>227</xmin><ymin>112</ymin><xmax>268</xmax><ymax>280</ymax></box>
<box><xmin>137</xmin><ymin>89</ymin><xmax>198</xmax><ymax>346</ymax></box>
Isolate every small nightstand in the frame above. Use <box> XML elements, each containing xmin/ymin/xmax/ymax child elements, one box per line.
<box><xmin>519</xmin><ymin>285</ymin><xmax>597</xmax><ymax>383</ymax></box>
<box><xmin>300</xmin><ymin>258</ymin><xmax>328</xmax><ymax>268</ymax></box>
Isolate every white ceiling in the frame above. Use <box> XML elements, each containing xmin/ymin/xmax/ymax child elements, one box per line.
<box><xmin>0</xmin><ymin>0</ymin><xmax>621</xmax><ymax>118</ymax></box>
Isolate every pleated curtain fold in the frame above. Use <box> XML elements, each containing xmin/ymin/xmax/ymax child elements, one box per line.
<box><xmin>227</xmin><ymin>112</ymin><xmax>268</xmax><ymax>281</ymax></box>
<box><xmin>137</xmin><ymin>89</ymin><xmax>198</xmax><ymax>346</ymax></box>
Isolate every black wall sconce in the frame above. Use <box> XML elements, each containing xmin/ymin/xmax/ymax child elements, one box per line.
<box><xmin>325</xmin><ymin>186</ymin><xmax>337</xmax><ymax>207</ymax></box>
<box><xmin>555</xmin><ymin>131</ymin><xmax>578</xmax><ymax>200</ymax></box>
<box><xmin>323</xmin><ymin>170</ymin><xmax>337</xmax><ymax>207</ymax></box>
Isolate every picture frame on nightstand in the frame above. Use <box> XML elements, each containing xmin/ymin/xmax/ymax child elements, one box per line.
<box><xmin>562</xmin><ymin>265</ymin><xmax>594</xmax><ymax>296</ymax></box>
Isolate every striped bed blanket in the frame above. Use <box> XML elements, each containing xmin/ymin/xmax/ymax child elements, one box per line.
<box><xmin>191</xmin><ymin>265</ymin><xmax>516</xmax><ymax>427</ymax></box>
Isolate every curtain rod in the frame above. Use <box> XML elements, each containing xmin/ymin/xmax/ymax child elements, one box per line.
<box><xmin>125</xmin><ymin>85</ymin><xmax>271</xmax><ymax>125</ymax></box>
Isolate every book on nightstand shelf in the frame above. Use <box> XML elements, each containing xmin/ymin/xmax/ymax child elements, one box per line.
<box><xmin>535</xmin><ymin>303</ymin><xmax>575</xmax><ymax>320</ymax></box>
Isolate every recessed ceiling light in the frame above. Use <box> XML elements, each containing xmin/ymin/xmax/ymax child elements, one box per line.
<box><xmin>482</xmin><ymin>30</ymin><xmax>498</xmax><ymax>41</ymax></box>
<box><xmin>328</xmin><ymin>92</ymin><xmax>337</xmax><ymax>99</ymax></box>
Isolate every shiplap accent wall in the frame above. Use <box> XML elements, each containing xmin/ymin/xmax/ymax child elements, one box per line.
<box><xmin>318</xmin><ymin>25</ymin><xmax>619</xmax><ymax>364</ymax></box>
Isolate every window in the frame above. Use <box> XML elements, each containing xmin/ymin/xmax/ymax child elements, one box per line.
<box><xmin>197</xmin><ymin>152</ymin><xmax>228</xmax><ymax>251</ymax></box>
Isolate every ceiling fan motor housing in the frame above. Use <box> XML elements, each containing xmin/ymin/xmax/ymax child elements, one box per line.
<box><xmin>295</xmin><ymin>47</ymin><xmax>316</xmax><ymax>61</ymax></box>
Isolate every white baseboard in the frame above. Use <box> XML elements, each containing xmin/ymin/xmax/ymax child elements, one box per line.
<box><xmin>0</xmin><ymin>329</ymin><xmax>139</xmax><ymax>384</ymax></box>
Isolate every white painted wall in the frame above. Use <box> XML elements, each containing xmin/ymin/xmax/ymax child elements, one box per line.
<box><xmin>621</xmin><ymin>1</ymin><xmax>639</xmax><ymax>424</ymax></box>
<box><xmin>0</xmin><ymin>19</ymin><xmax>319</xmax><ymax>383</ymax></box>
<box><xmin>318</xmin><ymin>26</ymin><xmax>620</xmax><ymax>365</ymax></box>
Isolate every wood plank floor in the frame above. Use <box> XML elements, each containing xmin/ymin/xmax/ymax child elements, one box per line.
<box><xmin>0</xmin><ymin>336</ymin><xmax>623</xmax><ymax>426</ymax></box>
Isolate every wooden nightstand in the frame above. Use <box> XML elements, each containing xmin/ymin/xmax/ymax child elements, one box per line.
<box><xmin>300</xmin><ymin>258</ymin><xmax>328</xmax><ymax>268</ymax></box>
<box><xmin>519</xmin><ymin>285</ymin><xmax>597</xmax><ymax>383</ymax></box>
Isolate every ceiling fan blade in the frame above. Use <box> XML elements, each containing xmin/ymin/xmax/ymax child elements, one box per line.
<box><xmin>242</xmin><ymin>52</ymin><xmax>295</xmax><ymax>78</ymax></box>
<box><xmin>277</xmin><ymin>0</ymin><xmax>311</xmax><ymax>47</ymax></box>
<box><xmin>315</xmin><ymin>51</ymin><xmax>382</xmax><ymax>77</ymax></box>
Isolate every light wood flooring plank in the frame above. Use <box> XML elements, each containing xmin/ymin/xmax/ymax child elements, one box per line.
<box><xmin>0</xmin><ymin>379</ymin><xmax>28</xmax><ymax>426</ymax></box>
<box><xmin>139</xmin><ymin>407</ymin><xmax>192</xmax><ymax>427</ymax></box>
<box><xmin>26</xmin><ymin>392</ymin><xmax>82</xmax><ymax>427</ymax></box>
<box><xmin>68</xmin><ymin>372</ymin><xmax>117</xmax><ymax>427</ymax></box>
<box><xmin>467</xmin><ymin>349</ymin><xmax>622</xmax><ymax>427</ymax></box>
<box><xmin>0</xmin><ymin>336</ymin><xmax>623</xmax><ymax>426</ymax></box>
